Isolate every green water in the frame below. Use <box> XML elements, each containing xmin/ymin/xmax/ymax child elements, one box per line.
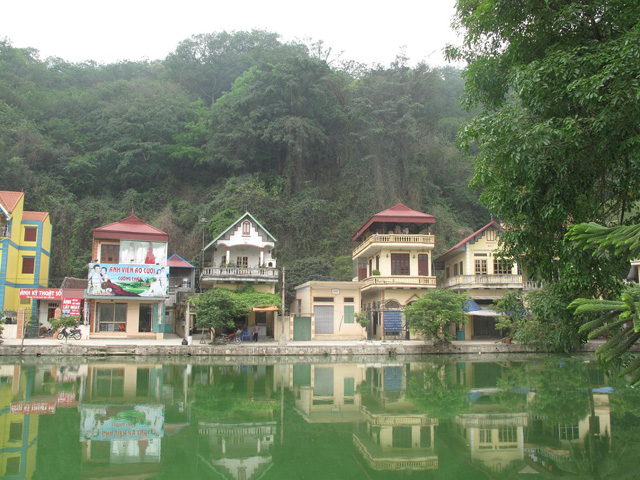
<box><xmin>1</xmin><ymin>354</ymin><xmax>638</xmax><ymax>479</ymax></box>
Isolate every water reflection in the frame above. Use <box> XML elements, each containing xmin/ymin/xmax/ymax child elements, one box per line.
<box><xmin>0</xmin><ymin>356</ymin><xmax>635</xmax><ymax>479</ymax></box>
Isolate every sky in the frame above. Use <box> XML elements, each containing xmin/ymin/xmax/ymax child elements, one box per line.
<box><xmin>1</xmin><ymin>0</ymin><xmax>461</xmax><ymax>68</ymax></box>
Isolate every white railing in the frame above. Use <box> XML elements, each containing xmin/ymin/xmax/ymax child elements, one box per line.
<box><xmin>362</xmin><ymin>276</ymin><xmax>437</xmax><ymax>288</ymax></box>
<box><xmin>201</xmin><ymin>266</ymin><xmax>279</xmax><ymax>281</ymax></box>
<box><xmin>440</xmin><ymin>274</ymin><xmax>523</xmax><ymax>288</ymax></box>
<box><xmin>353</xmin><ymin>234</ymin><xmax>435</xmax><ymax>258</ymax></box>
<box><xmin>523</xmin><ymin>281</ymin><xmax>543</xmax><ymax>290</ymax></box>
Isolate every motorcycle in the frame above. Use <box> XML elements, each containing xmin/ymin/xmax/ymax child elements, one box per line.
<box><xmin>57</xmin><ymin>326</ymin><xmax>82</xmax><ymax>340</ymax></box>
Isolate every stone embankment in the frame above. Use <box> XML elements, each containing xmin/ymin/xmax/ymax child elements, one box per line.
<box><xmin>0</xmin><ymin>339</ymin><xmax>605</xmax><ymax>357</ymax></box>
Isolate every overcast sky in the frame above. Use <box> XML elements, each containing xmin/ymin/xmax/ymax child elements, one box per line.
<box><xmin>1</xmin><ymin>0</ymin><xmax>461</xmax><ymax>67</ymax></box>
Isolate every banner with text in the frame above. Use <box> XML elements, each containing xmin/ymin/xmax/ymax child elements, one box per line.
<box><xmin>87</xmin><ymin>263</ymin><xmax>169</xmax><ymax>297</ymax></box>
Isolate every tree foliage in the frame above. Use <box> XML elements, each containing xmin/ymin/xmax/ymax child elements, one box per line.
<box><xmin>448</xmin><ymin>0</ymin><xmax>640</xmax><ymax>290</ymax></box>
<box><xmin>404</xmin><ymin>289</ymin><xmax>469</xmax><ymax>342</ymax></box>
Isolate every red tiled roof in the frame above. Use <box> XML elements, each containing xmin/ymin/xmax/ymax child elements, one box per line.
<box><xmin>168</xmin><ymin>253</ymin><xmax>195</xmax><ymax>269</ymax></box>
<box><xmin>22</xmin><ymin>211</ymin><xmax>49</xmax><ymax>222</ymax></box>
<box><xmin>435</xmin><ymin>220</ymin><xmax>502</xmax><ymax>261</ymax></box>
<box><xmin>0</xmin><ymin>191</ymin><xmax>24</xmax><ymax>214</ymax></box>
<box><xmin>93</xmin><ymin>213</ymin><xmax>168</xmax><ymax>242</ymax></box>
<box><xmin>352</xmin><ymin>202</ymin><xmax>436</xmax><ymax>241</ymax></box>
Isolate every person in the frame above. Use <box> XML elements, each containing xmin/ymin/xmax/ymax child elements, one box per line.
<box><xmin>142</xmin><ymin>268</ymin><xmax>167</xmax><ymax>297</ymax></box>
<box><xmin>88</xmin><ymin>264</ymin><xmax>102</xmax><ymax>294</ymax></box>
<box><xmin>235</xmin><ymin>326</ymin><xmax>243</xmax><ymax>341</ymax></box>
<box><xmin>144</xmin><ymin>243</ymin><xmax>156</xmax><ymax>264</ymax></box>
<box><xmin>252</xmin><ymin>324</ymin><xmax>260</xmax><ymax>342</ymax></box>
<box><xmin>100</xmin><ymin>268</ymin><xmax>139</xmax><ymax>297</ymax></box>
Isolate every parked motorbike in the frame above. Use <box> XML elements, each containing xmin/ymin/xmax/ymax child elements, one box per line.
<box><xmin>57</xmin><ymin>327</ymin><xmax>82</xmax><ymax>340</ymax></box>
<box><xmin>216</xmin><ymin>332</ymin><xmax>241</xmax><ymax>344</ymax></box>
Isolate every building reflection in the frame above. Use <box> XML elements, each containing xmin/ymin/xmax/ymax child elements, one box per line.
<box><xmin>0</xmin><ymin>357</ymin><xmax>625</xmax><ymax>478</ymax></box>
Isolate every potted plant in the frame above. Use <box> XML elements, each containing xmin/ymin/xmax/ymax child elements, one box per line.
<box><xmin>371</xmin><ymin>269</ymin><xmax>381</xmax><ymax>276</ymax></box>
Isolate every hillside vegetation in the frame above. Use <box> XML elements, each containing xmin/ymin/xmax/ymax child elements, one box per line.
<box><xmin>0</xmin><ymin>31</ymin><xmax>487</xmax><ymax>284</ymax></box>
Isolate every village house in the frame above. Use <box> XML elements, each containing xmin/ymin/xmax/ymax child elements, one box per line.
<box><xmin>199</xmin><ymin>212</ymin><xmax>279</xmax><ymax>338</ymax></box>
<box><xmin>434</xmin><ymin>221</ymin><xmax>526</xmax><ymax>340</ymax></box>
<box><xmin>290</xmin><ymin>202</ymin><xmax>437</xmax><ymax>341</ymax></box>
<box><xmin>0</xmin><ymin>190</ymin><xmax>52</xmax><ymax>337</ymax></box>
<box><xmin>84</xmin><ymin>213</ymin><xmax>172</xmax><ymax>339</ymax></box>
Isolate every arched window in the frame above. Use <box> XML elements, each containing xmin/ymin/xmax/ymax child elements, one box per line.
<box><xmin>385</xmin><ymin>300</ymin><xmax>400</xmax><ymax>309</ymax></box>
<box><xmin>242</xmin><ymin>220</ymin><xmax>251</xmax><ymax>236</ymax></box>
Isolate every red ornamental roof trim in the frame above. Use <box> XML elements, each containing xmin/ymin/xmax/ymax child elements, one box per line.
<box><xmin>93</xmin><ymin>213</ymin><xmax>168</xmax><ymax>242</ymax></box>
<box><xmin>436</xmin><ymin>220</ymin><xmax>502</xmax><ymax>261</ymax></box>
<box><xmin>352</xmin><ymin>202</ymin><xmax>436</xmax><ymax>241</ymax></box>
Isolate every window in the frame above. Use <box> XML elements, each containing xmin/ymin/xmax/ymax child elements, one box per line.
<box><xmin>344</xmin><ymin>305</ymin><xmax>354</xmax><ymax>324</ymax></box>
<box><xmin>479</xmin><ymin>429</ymin><xmax>492</xmax><ymax>443</ymax></box>
<box><xmin>100</xmin><ymin>244</ymin><xmax>119</xmax><ymax>264</ymax></box>
<box><xmin>24</xmin><ymin>227</ymin><xmax>37</xmax><ymax>242</ymax></box>
<box><xmin>460</xmin><ymin>261</ymin><xmax>463</xmax><ymax>275</ymax></box>
<box><xmin>391</xmin><ymin>254</ymin><xmax>410</xmax><ymax>275</ymax></box>
<box><xmin>242</xmin><ymin>220</ymin><xmax>251</xmax><ymax>236</ymax></box>
<box><xmin>21</xmin><ymin>257</ymin><xmax>34</xmax><ymax>274</ymax></box>
<box><xmin>486</xmin><ymin>229</ymin><xmax>496</xmax><ymax>241</ymax></box>
<box><xmin>220</xmin><ymin>255</ymin><xmax>226</xmax><ymax>266</ymax></box>
<box><xmin>94</xmin><ymin>368</ymin><xmax>124</xmax><ymax>397</ymax></box>
<box><xmin>313</xmin><ymin>297</ymin><xmax>333</xmax><ymax>302</ymax></box>
<box><xmin>6</xmin><ymin>457</ymin><xmax>20</xmax><ymax>475</ymax></box>
<box><xmin>499</xmin><ymin>426</ymin><xmax>517</xmax><ymax>443</ymax></box>
<box><xmin>558</xmin><ymin>424</ymin><xmax>580</xmax><ymax>441</ymax></box>
<box><xmin>344</xmin><ymin>378</ymin><xmax>355</xmax><ymax>396</ymax></box>
<box><xmin>493</xmin><ymin>259</ymin><xmax>512</xmax><ymax>275</ymax></box>
<box><xmin>475</xmin><ymin>259</ymin><xmax>487</xmax><ymax>275</ymax></box>
<box><xmin>446</xmin><ymin>267</ymin><xmax>450</xmax><ymax>278</ymax></box>
<box><xmin>97</xmin><ymin>303</ymin><xmax>127</xmax><ymax>332</ymax></box>
<box><xmin>9</xmin><ymin>422</ymin><xmax>22</xmax><ymax>442</ymax></box>
<box><xmin>453</xmin><ymin>263</ymin><xmax>458</xmax><ymax>276</ymax></box>
<box><xmin>236</xmin><ymin>256</ymin><xmax>248</xmax><ymax>268</ymax></box>
<box><xmin>344</xmin><ymin>297</ymin><xmax>354</xmax><ymax>303</ymax></box>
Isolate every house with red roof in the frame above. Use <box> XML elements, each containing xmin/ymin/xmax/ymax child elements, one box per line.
<box><xmin>291</xmin><ymin>203</ymin><xmax>437</xmax><ymax>341</ymax></box>
<box><xmin>434</xmin><ymin>221</ymin><xmax>526</xmax><ymax>339</ymax></box>
<box><xmin>85</xmin><ymin>213</ymin><xmax>173</xmax><ymax>339</ymax></box>
<box><xmin>0</xmin><ymin>190</ymin><xmax>52</xmax><ymax>326</ymax></box>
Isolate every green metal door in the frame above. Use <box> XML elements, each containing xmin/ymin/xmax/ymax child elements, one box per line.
<box><xmin>293</xmin><ymin>316</ymin><xmax>311</xmax><ymax>341</ymax></box>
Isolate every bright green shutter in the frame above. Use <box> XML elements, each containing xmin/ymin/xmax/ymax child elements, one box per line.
<box><xmin>344</xmin><ymin>305</ymin><xmax>354</xmax><ymax>324</ymax></box>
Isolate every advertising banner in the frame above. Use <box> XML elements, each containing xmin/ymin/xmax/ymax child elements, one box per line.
<box><xmin>80</xmin><ymin>405</ymin><xmax>164</xmax><ymax>442</ymax></box>
<box><xmin>11</xmin><ymin>402</ymin><xmax>56</xmax><ymax>415</ymax></box>
<box><xmin>62</xmin><ymin>298</ymin><xmax>82</xmax><ymax>316</ymax></box>
<box><xmin>19</xmin><ymin>288</ymin><xmax>62</xmax><ymax>300</ymax></box>
<box><xmin>87</xmin><ymin>263</ymin><xmax>169</xmax><ymax>297</ymax></box>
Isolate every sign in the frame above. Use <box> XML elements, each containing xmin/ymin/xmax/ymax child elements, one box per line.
<box><xmin>11</xmin><ymin>402</ymin><xmax>56</xmax><ymax>415</ymax></box>
<box><xmin>62</xmin><ymin>298</ymin><xmax>82</xmax><ymax>316</ymax></box>
<box><xmin>19</xmin><ymin>288</ymin><xmax>62</xmax><ymax>300</ymax></box>
<box><xmin>56</xmin><ymin>392</ymin><xmax>76</xmax><ymax>406</ymax></box>
<box><xmin>87</xmin><ymin>263</ymin><xmax>169</xmax><ymax>297</ymax></box>
<box><xmin>80</xmin><ymin>405</ymin><xmax>164</xmax><ymax>442</ymax></box>
<box><xmin>332</xmin><ymin>289</ymin><xmax>340</xmax><ymax>295</ymax></box>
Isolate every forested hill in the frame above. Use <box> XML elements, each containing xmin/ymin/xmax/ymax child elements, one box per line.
<box><xmin>0</xmin><ymin>31</ymin><xmax>487</xmax><ymax>285</ymax></box>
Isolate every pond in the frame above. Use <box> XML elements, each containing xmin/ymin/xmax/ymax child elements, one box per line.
<box><xmin>0</xmin><ymin>354</ymin><xmax>638</xmax><ymax>479</ymax></box>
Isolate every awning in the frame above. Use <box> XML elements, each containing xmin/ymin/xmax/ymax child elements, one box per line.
<box><xmin>252</xmin><ymin>306</ymin><xmax>279</xmax><ymax>312</ymax></box>
<box><xmin>468</xmin><ymin>309</ymin><xmax>503</xmax><ymax>317</ymax></box>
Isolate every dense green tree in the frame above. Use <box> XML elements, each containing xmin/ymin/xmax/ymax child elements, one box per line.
<box><xmin>448</xmin><ymin>0</ymin><xmax>640</xmax><ymax>289</ymax></box>
<box><xmin>404</xmin><ymin>289</ymin><xmax>469</xmax><ymax>342</ymax></box>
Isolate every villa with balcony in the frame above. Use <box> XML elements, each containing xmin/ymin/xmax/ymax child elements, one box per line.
<box><xmin>435</xmin><ymin>221</ymin><xmax>525</xmax><ymax>339</ymax></box>
<box><xmin>352</xmin><ymin>203</ymin><xmax>437</xmax><ymax>339</ymax></box>
<box><xmin>200</xmin><ymin>212</ymin><xmax>279</xmax><ymax>337</ymax></box>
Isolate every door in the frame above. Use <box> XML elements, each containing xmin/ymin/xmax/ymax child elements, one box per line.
<box><xmin>418</xmin><ymin>254</ymin><xmax>429</xmax><ymax>276</ymax></box>
<box><xmin>473</xmin><ymin>315</ymin><xmax>500</xmax><ymax>337</ymax></box>
<box><xmin>314</xmin><ymin>306</ymin><xmax>334</xmax><ymax>334</ymax></box>
<box><xmin>293</xmin><ymin>316</ymin><xmax>311</xmax><ymax>341</ymax></box>
<box><xmin>391</xmin><ymin>253</ymin><xmax>410</xmax><ymax>275</ymax></box>
<box><xmin>139</xmin><ymin>305</ymin><xmax>152</xmax><ymax>332</ymax></box>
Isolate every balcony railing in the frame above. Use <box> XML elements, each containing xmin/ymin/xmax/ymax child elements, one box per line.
<box><xmin>353</xmin><ymin>234</ymin><xmax>435</xmax><ymax>258</ymax></box>
<box><xmin>0</xmin><ymin>226</ymin><xmax>9</xmax><ymax>237</ymax></box>
<box><xmin>200</xmin><ymin>266</ymin><xmax>279</xmax><ymax>283</ymax></box>
<box><xmin>439</xmin><ymin>274</ymin><xmax>524</xmax><ymax>289</ymax></box>
<box><xmin>362</xmin><ymin>275</ymin><xmax>436</xmax><ymax>289</ymax></box>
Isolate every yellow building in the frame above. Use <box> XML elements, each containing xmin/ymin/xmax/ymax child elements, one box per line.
<box><xmin>352</xmin><ymin>203</ymin><xmax>437</xmax><ymax>340</ymax></box>
<box><xmin>0</xmin><ymin>191</ymin><xmax>52</xmax><ymax>319</ymax></box>
<box><xmin>435</xmin><ymin>221</ymin><xmax>527</xmax><ymax>340</ymax></box>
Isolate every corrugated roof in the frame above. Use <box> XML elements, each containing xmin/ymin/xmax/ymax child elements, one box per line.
<box><xmin>93</xmin><ymin>213</ymin><xmax>168</xmax><ymax>242</ymax></box>
<box><xmin>0</xmin><ymin>191</ymin><xmax>24</xmax><ymax>214</ymax></box>
<box><xmin>435</xmin><ymin>220</ymin><xmax>502</xmax><ymax>262</ymax></box>
<box><xmin>22</xmin><ymin>211</ymin><xmax>49</xmax><ymax>222</ymax></box>
<box><xmin>352</xmin><ymin>202</ymin><xmax>436</xmax><ymax>241</ymax></box>
<box><xmin>167</xmin><ymin>253</ymin><xmax>195</xmax><ymax>269</ymax></box>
